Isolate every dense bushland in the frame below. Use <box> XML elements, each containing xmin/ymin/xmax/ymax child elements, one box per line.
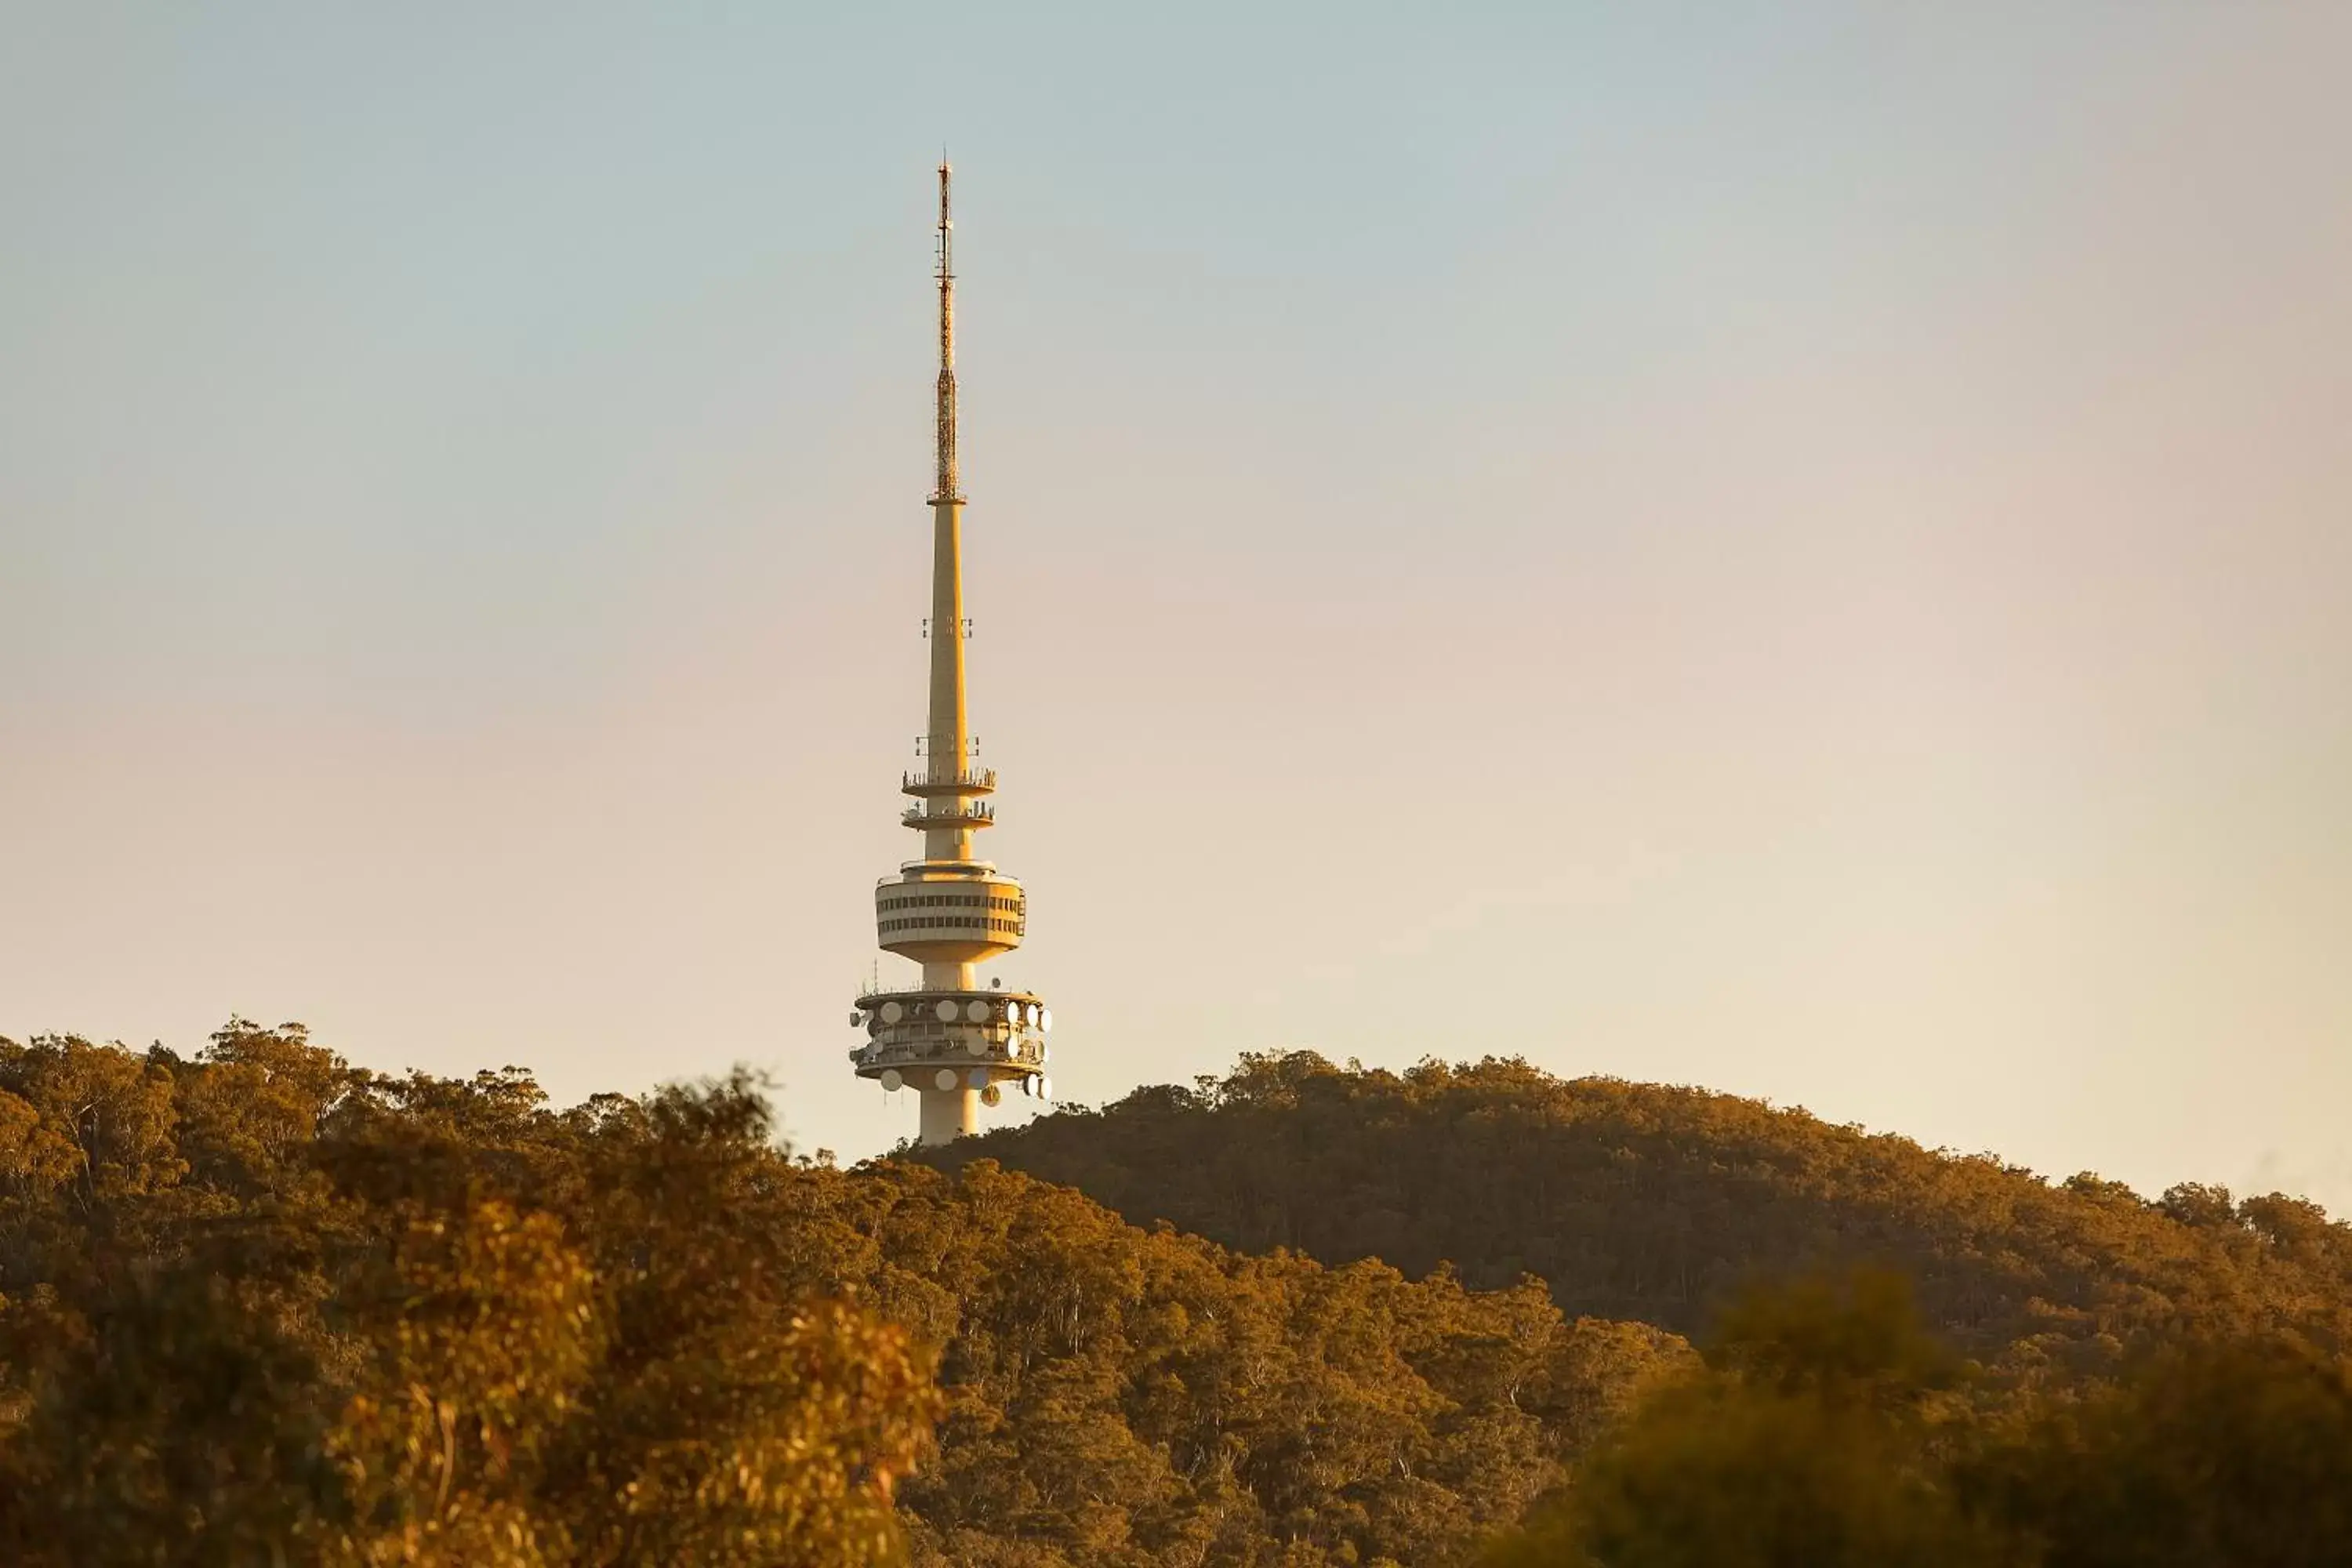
<box><xmin>1475</xmin><ymin>1270</ymin><xmax>2352</xmax><ymax>1567</ymax></box>
<box><xmin>934</xmin><ymin>1051</ymin><xmax>2352</xmax><ymax>1384</ymax></box>
<box><xmin>9</xmin><ymin>1028</ymin><xmax>2350</xmax><ymax>1564</ymax></box>
<box><xmin>0</xmin><ymin>1025</ymin><xmax>1679</xmax><ymax>1567</ymax></box>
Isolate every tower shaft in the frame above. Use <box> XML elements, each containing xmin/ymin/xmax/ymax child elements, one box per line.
<box><xmin>924</xmin><ymin>162</ymin><xmax>976</xmax><ymax>977</ymax></box>
<box><xmin>925</xmin><ymin>499</ymin><xmax>972</xmax><ymax>869</ymax></box>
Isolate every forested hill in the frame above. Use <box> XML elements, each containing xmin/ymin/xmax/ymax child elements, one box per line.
<box><xmin>926</xmin><ymin>1052</ymin><xmax>2352</xmax><ymax>1379</ymax></box>
<box><xmin>0</xmin><ymin>1025</ymin><xmax>1686</xmax><ymax>1568</ymax></box>
<box><xmin>8</xmin><ymin>1027</ymin><xmax>2352</xmax><ymax>1564</ymax></box>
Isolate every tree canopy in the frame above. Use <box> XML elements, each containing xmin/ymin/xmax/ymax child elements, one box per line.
<box><xmin>932</xmin><ymin>1051</ymin><xmax>2352</xmax><ymax>1385</ymax></box>
<box><xmin>0</xmin><ymin>1025</ymin><xmax>1680</xmax><ymax>1567</ymax></box>
<box><xmin>1477</xmin><ymin>1272</ymin><xmax>2352</xmax><ymax>1568</ymax></box>
<box><xmin>8</xmin><ymin>1030</ymin><xmax>2349</xmax><ymax>1565</ymax></box>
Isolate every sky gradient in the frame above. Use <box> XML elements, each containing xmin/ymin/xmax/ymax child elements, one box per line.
<box><xmin>5</xmin><ymin>4</ymin><xmax>2349</xmax><ymax>1208</ymax></box>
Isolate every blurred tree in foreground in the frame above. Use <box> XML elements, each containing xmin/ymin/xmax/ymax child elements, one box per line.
<box><xmin>1975</xmin><ymin>1332</ymin><xmax>2352</xmax><ymax>1568</ymax></box>
<box><xmin>1480</xmin><ymin>1271</ymin><xmax>2352</xmax><ymax>1568</ymax></box>
<box><xmin>1479</xmin><ymin>1272</ymin><xmax>1999</xmax><ymax>1568</ymax></box>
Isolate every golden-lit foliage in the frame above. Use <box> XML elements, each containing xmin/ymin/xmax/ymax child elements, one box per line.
<box><xmin>1479</xmin><ymin>1272</ymin><xmax>2002</xmax><ymax>1568</ymax></box>
<box><xmin>1479</xmin><ymin>1272</ymin><xmax>2352</xmax><ymax>1568</ymax></box>
<box><xmin>8</xmin><ymin>1030</ymin><xmax>2351</xmax><ymax>1565</ymax></box>
<box><xmin>321</xmin><ymin>1203</ymin><xmax>598</xmax><ymax>1566</ymax></box>
<box><xmin>0</xmin><ymin>1025</ymin><xmax>1676</xmax><ymax>1567</ymax></box>
<box><xmin>1973</xmin><ymin>1333</ymin><xmax>2352</xmax><ymax>1568</ymax></box>
<box><xmin>0</xmin><ymin>1024</ymin><xmax>936</xmax><ymax>1567</ymax></box>
<box><xmin>938</xmin><ymin>1051</ymin><xmax>2352</xmax><ymax>1384</ymax></box>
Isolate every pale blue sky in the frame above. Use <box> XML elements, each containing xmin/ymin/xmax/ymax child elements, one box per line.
<box><xmin>5</xmin><ymin>4</ymin><xmax>2349</xmax><ymax>1209</ymax></box>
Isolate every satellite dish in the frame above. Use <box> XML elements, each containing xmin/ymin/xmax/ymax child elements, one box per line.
<box><xmin>1037</xmin><ymin>1008</ymin><xmax>1053</xmax><ymax>1034</ymax></box>
<box><xmin>879</xmin><ymin>1069</ymin><xmax>902</xmax><ymax>1092</ymax></box>
<box><xmin>934</xmin><ymin>1000</ymin><xmax>958</xmax><ymax>1023</ymax></box>
<box><xmin>880</xmin><ymin>1002</ymin><xmax>903</xmax><ymax>1024</ymax></box>
<box><xmin>967</xmin><ymin>1067</ymin><xmax>989</xmax><ymax>1089</ymax></box>
<box><xmin>965</xmin><ymin>1036</ymin><xmax>986</xmax><ymax>1056</ymax></box>
<box><xmin>1018</xmin><ymin>1075</ymin><xmax>1033</xmax><ymax>1097</ymax></box>
<box><xmin>1038</xmin><ymin>1076</ymin><xmax>1052</xmax><ymax>1102</ymax></box>
<box><xmin>933</xmin><ymin>1068</ymin><xmax>957</xmax><ymax>1091</ymax></box>
<box><xmin>1041</xmin><ymin>1044</ymin><xmax>1051</xmax><ymax>1066</ymax></box>
<box><xmin>981</xmin><ymin>1083</ymin><xmax>1003</xmax><ymax>1107</ymax></box>
<box><xmin>964</xmin><ymin>1000</ymin><xmax>988</xmax><ymax>1023</ymax></box>
<box><xmin>848</xmin><ymin>1011</ymin><xmax>863</xmax><ymax>1029</ymax></box>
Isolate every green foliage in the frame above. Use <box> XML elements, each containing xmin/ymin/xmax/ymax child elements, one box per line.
<box><xmin>1973</xmin><ymin>1333</ymin><xmax>2352</xmax><ymax>1567</ymax></box>
<box><xmin>1482</xmin><ymin>1272</ymin><xmax>2352</xmax><ymax>1568</ymax></box>
<box><xmin>1708</xmin><ymin>1269</ymin><xmax>1959</xmax><ymax>1406</ymax></box>
<box><xmin>0</xmin><ymin>1027</ymin><xmax>1679</xmax><ymax>1567</ymax></box>
<box><xmin>0</xmin><ymin>1027</ymin><xmax>935</xmax><ymax>1567</ymax></box>
<box><xmin>1480</xmin><ymin>1272</ymin><xmax>1998</xmax><ymax>1568</ymax></box>
<box><xmin>936</xmin><ymin>1051</ymin><xmax>2352</xmax><ymax>1381</ymax></box>
<box><xmin>9</xmin><ymin>1032</ymin><xmax>2347</xmax><ymax>1565</ymax></box>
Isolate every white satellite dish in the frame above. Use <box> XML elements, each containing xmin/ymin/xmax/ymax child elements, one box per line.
<box><xmin>934</xmin><ymin>1000</ymin><xmax>959</xmax><ymax>1023</ymax></box>
<box><xmin>879</xmin><ymin>1069</ymin><xmax>902</xmax><ymax>1092</ymax></box>
<box><xmin>1038</xmin><ymin>1076</ymin><xmax>1052</xmax><ymax>1102</ymax></box>
<box><xmin>1037</xmin><ymin>1008</ymin><xmax>1053</xmax><ymax>1034</ymax></box>
<box><xmin>1010</xmin><ymin>1002</ymin><xmax>1029</xmax><ymax>1026</ymax></box>
<box><xmin>1019</xmin><ymin>1075</ymin><xmax>1033</xmax><ymax>1097</ymax></box>
<box><xmin>964</xmin><ymin>1000</ymin><xmax>988</xmax><ymax>1022</ymax></box>
<box><xmin>1041</xmin><ymin>1044</ymin><xmax>1051</xmax><ymax>1066</ymax></box>
<box><xmin>933</xmin><ymin>1068</ymin><xmax>957</xmax><ymax>1091</ymax></box>
<box><xmin>881</xmin><ymin>1002</ymin><xmax>903</xmax><ymax>1024</ymax></box>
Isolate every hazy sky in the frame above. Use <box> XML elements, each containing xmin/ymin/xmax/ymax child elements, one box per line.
<box><xmin>5</xmin><ymin>4</ymin><xmax>2348</xmax><ymax>1210</ymax></box>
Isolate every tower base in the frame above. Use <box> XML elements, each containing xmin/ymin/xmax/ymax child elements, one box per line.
<box><xmin>919</xmin><ymin>1085</ymin><xmax>977</xmax><ymax>1146</ymax></box>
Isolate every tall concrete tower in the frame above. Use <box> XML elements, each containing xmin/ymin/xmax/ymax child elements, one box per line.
<box><xmin>848</xmin><ymin>163</ymin><xmax>1053</xmax><ymax>1145</ymax></box>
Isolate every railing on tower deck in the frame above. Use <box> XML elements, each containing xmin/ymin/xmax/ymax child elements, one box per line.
<box><xmin>855</xmin><ymin>985</ymin><xmax>1047</xmax><ymax>1007</ymax></box>
<box><xmin>855</xmin><ymin>1035</ymin><xmax>1042</xmax><ymax>1069</ymax></box>
<box><xmin>902</xmin><ymin>803</ymin><xmax>994</xmax><ymax>829</ymax></box>
<box><xmin>902</xmin><ymin>768</ymin><xmax>997</xmax><ymax>794</ymax></box>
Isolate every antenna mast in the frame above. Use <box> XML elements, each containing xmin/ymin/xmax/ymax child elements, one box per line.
<box><xmin>933</xmin><ymin>161</ymin><xmax>959</xmax><ymax>503</ymax></box>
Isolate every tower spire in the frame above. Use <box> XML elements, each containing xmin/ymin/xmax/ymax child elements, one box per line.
<box><xmin>847</xmin><ymin>163</ymin><xmax>1054</xmax><ymax>1145</ymax></box>
<box><xmin>933</xmin><ymin>160</ymin><xmax>958</xmax><ymax>504</ymax></box>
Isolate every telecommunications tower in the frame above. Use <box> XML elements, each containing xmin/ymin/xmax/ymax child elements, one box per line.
<box><xmin>847</xmin><ymin>163</ymin><xmax>1054</xmax><ymax>1145</ymax></box>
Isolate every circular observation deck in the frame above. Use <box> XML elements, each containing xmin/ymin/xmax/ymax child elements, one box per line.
<box><xmin>875</xmin><ymin>874</ymin><xmax>1025</xmax><ymax>964</ymax></box>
